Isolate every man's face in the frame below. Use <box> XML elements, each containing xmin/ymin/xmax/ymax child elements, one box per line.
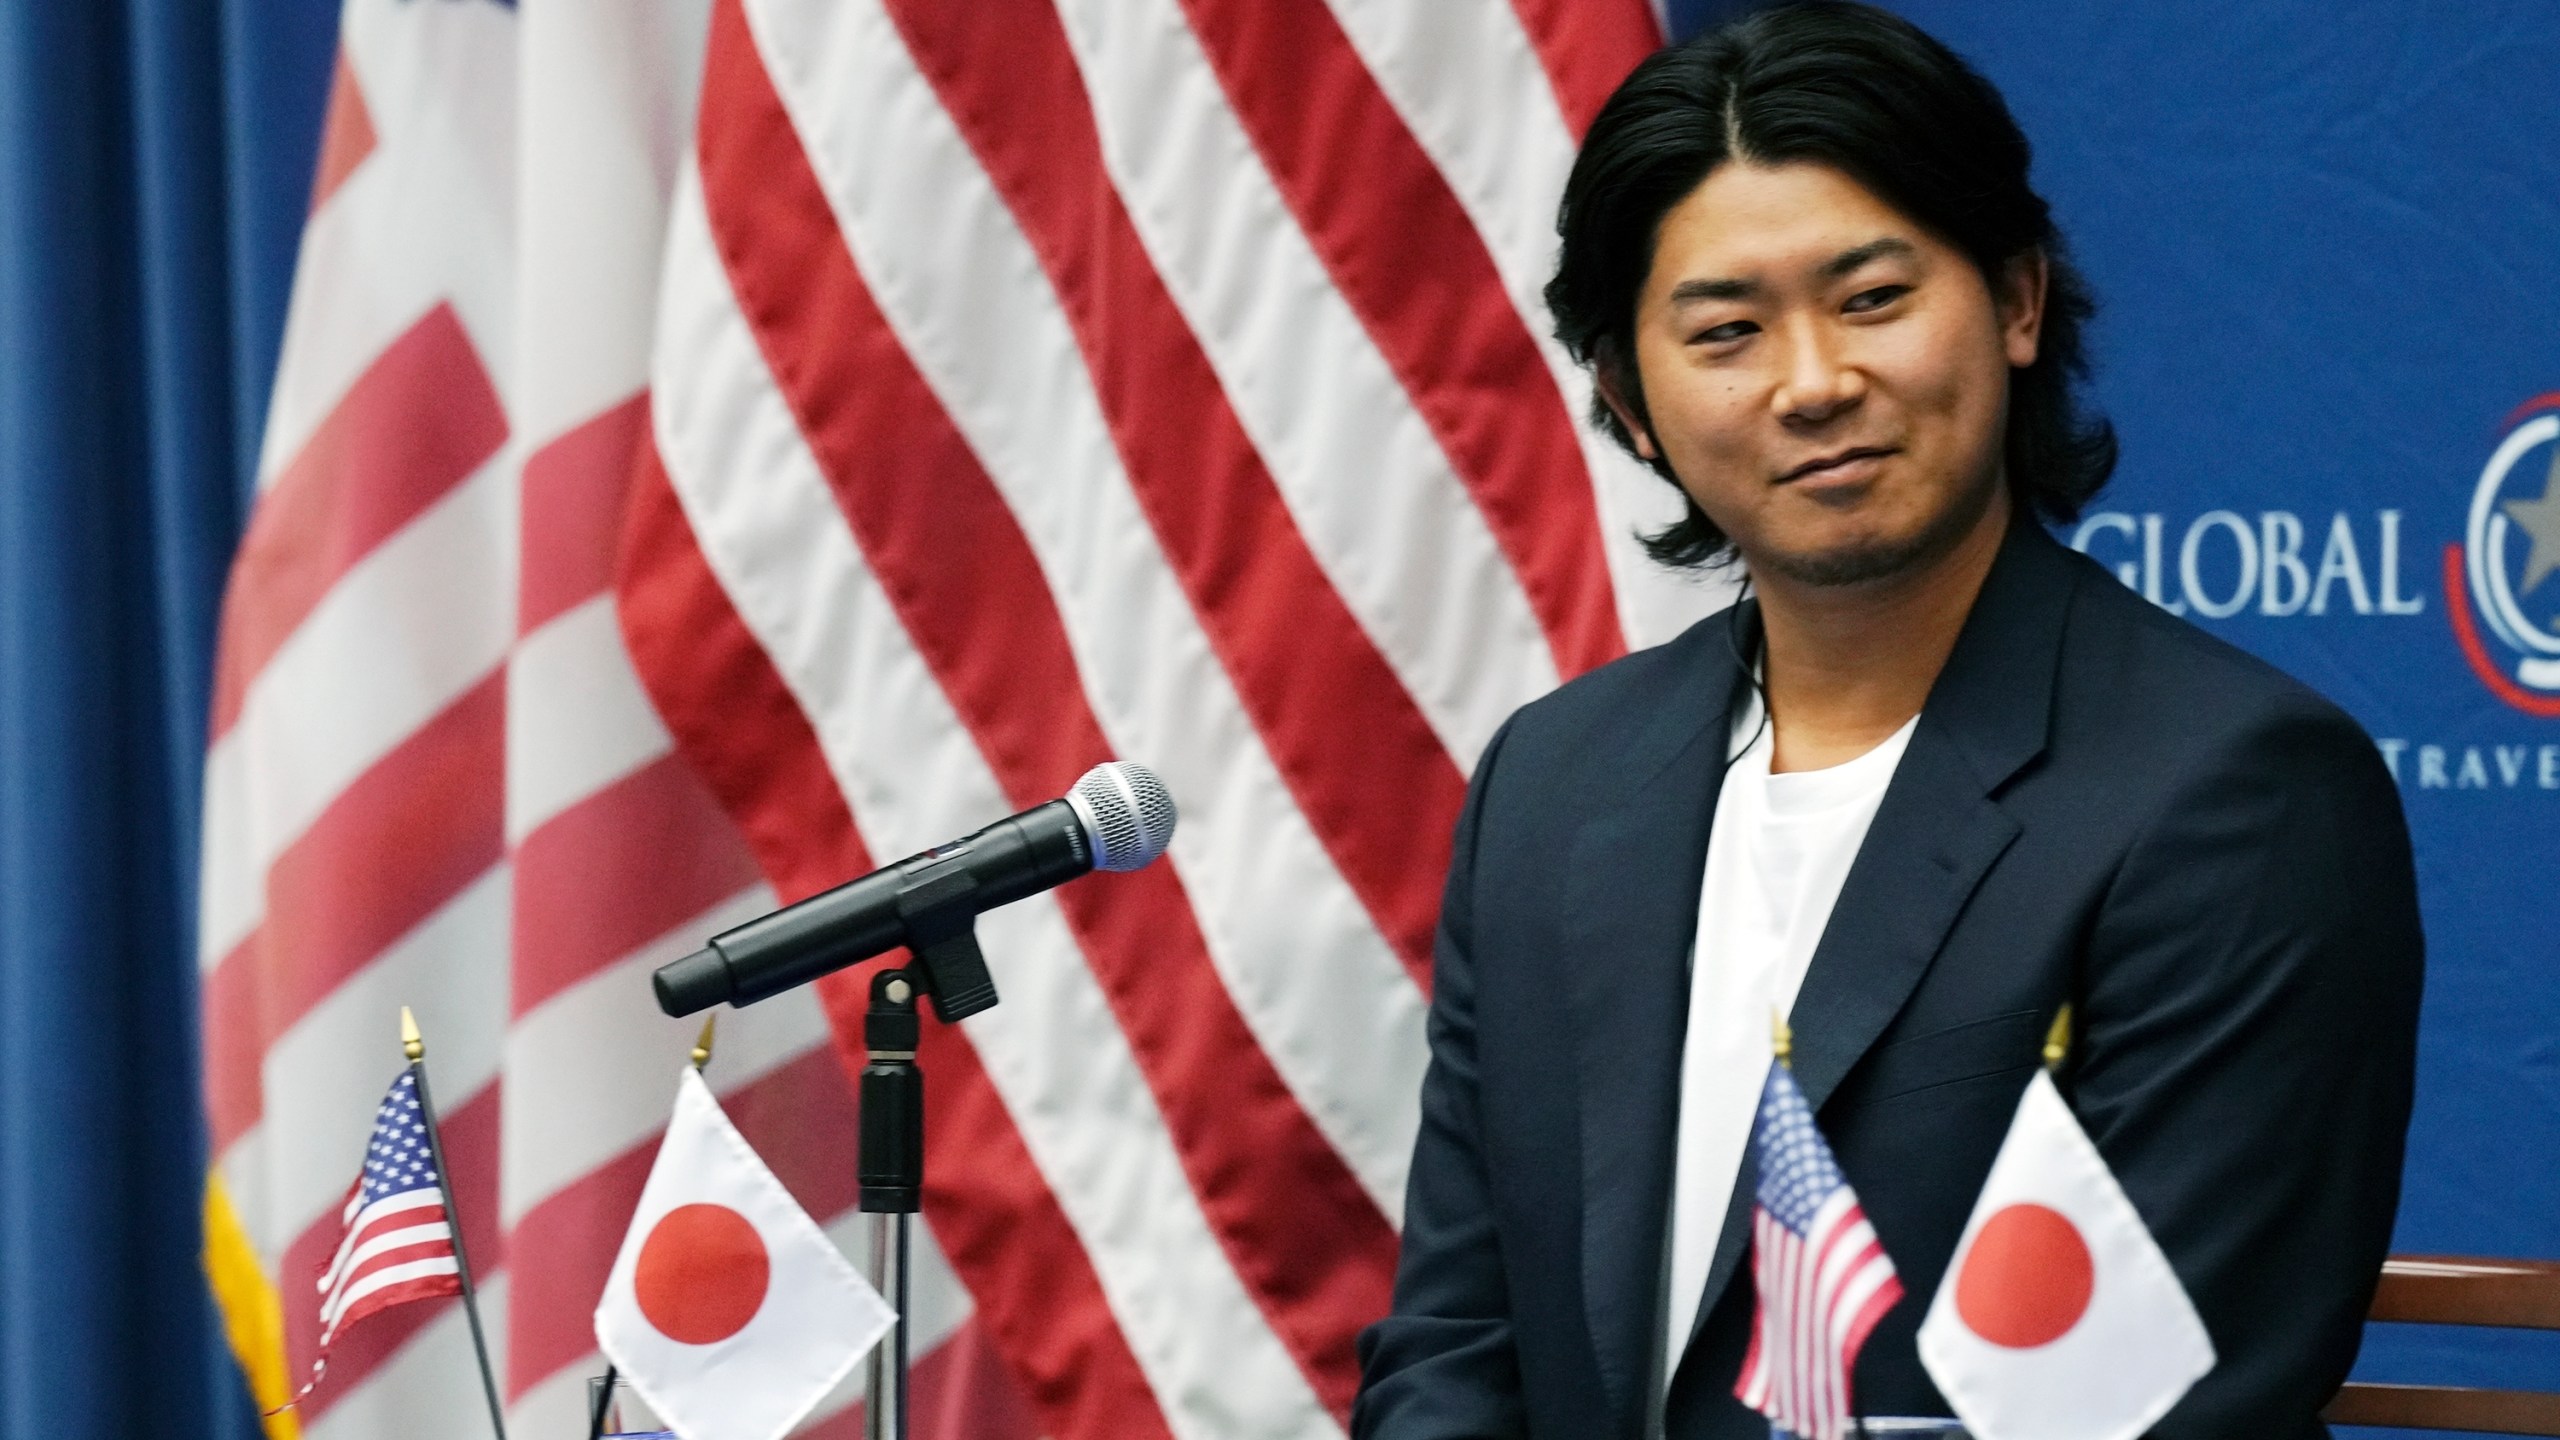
<box><xmin>1610</xmin><ymin>162</ymin><xmax>2043</xmax><ymax>587</ymax></box>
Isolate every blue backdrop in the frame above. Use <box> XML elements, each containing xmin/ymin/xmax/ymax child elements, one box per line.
<box><xmin>0</xmin><ymin>0</ymin><xmax>2548</xmax><ymax>1435</ymax></box>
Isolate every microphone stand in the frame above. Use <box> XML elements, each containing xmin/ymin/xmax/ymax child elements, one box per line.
<box><xmin>860</xmin><ymin>924</ymin><xmax>992</xmax><ymax>1440</ymax></box>
<box><xmin>655</xmin><ymin>761</ymin><xmax>1173</xmax><ymax>1440</ymax></box>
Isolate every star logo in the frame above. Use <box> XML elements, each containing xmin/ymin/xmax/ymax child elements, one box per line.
<box><xmin>2502</xmin><ymin>446</ymin><xmax>2560</xmax><ymax>598</ymax></box>
<box><xmin>2449</xmin><ymin>397</ymin><xmax>2560</xmax><ymax>716</ymax></box>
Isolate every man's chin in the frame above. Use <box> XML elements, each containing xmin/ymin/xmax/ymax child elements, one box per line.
<box><xmin>1754</xmin><ymin>530</ymin><xmax>1949</xmax><ymax>588</ymax></box>
<box><xmin>1750</xmin><ymin>475</ymin><xmax>2006</xmax><ymax>589</ymax></box>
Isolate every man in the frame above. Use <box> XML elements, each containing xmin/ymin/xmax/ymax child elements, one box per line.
<box><xmin>1352</xmin><ymin>5</ymin><xmax>2422</xmax><ymax>1438</ymax></box>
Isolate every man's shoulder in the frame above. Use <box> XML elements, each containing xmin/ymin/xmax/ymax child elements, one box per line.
<box><xmin>2048</xmin><ymin>544</ymin><xmax>2382</xmax><ymax>783</ymax></box>
<box><xmin>1489</xmin><ymin>605</ymin><xmax>1735</xmax><ymax>782</ymax></box>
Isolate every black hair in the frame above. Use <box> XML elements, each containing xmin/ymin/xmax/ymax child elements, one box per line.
<box><xmin>1546</xmin><ymin>1</ymin><xmax>2115</xmax><ymax>569</ymax></box>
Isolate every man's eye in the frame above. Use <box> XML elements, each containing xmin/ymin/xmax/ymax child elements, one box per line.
<box><xmin>1694</xmin><ymin>320</ymin><xmax>1758</xmax><ymax>344</ymax></box>
<box><xmin>1843</xmin><ymin>285</ymin><xmax>1910</xmax><ymax>314</ymax></box>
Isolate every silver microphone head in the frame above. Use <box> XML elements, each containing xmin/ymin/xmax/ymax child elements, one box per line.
<box><xmin>1065</xmin><ymin>761</ymin><xmax>1177</xmax><ymax>872</ymax></box>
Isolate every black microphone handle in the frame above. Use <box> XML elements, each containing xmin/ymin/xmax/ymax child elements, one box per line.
<box><xmin>654</xmin><ymin>797</ymin><xmax>1093</xmax><ymax>1015</ymax></box>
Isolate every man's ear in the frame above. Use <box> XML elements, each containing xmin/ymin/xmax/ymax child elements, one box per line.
<box><xmin>1999</xmin><ymin>249</ymin><xmax>2049</xmax><ymax>370</ymax></box>
<box><xmin>1594</xmin><ymin>358</ymin><xmax>1659</xmax><ymax>462</ymax></box>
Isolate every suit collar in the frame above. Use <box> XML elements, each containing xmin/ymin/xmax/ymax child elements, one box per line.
<box><xmin>1577</xmin><ymin>519</ymin><xmax>2088</xmax><ymax>1422</ymax></box>
<box><xmin>1915</xmin><ymin>515</ymin><xmax>2077</xmax><ymax>797</ymax></box>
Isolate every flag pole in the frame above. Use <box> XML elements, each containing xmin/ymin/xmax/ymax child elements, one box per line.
<box><xmin>585</xmin><ymin>1365</ymin><xmax>619</xmax><ymax>1440</ymax></box>
<box><xmin>589</xmin><ymin>1017</ymin><xmax>717</xmax><ymax>1440</ymax></box>
<box><xmin>405</xmin><ymin>1007</ymin><xmax>511</xmax><ymax>1440</ymax></box>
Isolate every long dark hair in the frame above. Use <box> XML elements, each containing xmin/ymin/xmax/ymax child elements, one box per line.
<box><xmin>1546</xmin><ymin>1</ymin><xmax>2115</xmax><ymax>569</ymax></box>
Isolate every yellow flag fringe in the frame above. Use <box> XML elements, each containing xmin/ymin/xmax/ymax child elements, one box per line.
<box><xmin>203</xmin><ymin>1171</ymin><xmax>303</xmax><ymax>1440</ymax></box>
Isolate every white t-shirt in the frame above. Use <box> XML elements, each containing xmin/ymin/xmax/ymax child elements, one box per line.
<box><xmin>1659</xmin><ymin>689</ymin><xmax>1919</xmax><ymax>1386</ymax></box>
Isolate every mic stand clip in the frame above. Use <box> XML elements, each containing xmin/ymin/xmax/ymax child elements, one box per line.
<box><xmin>859</xmin><ymin>914</ymin><xmax>993</xmax><ymax>1440</ymax></box>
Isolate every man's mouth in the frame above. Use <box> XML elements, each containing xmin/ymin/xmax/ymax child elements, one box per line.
<box><xmin>1777</xmin><ymin>446</ymin><xmax>1897</xmax><ymax>485</ymax></box>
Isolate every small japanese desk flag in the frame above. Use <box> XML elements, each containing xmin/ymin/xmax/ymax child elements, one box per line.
<box><xmin>597</xmin><ymin>1068</ymin><xmax>895</xmax><ymax>1440</ymax></box>
<box><xmin>1917</xmin><ymin>1067</ymin><xmax>2215</xmax><ymax>1440</ymax></box>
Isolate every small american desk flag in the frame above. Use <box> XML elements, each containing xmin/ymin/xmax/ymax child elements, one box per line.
<box><xmin>1735</xmin><ymin>1060</ymin><xmax>1905</xmax><ymax>1440</ymax></box>
<box><xmin>308</xmin><ymin>1071</ymin><xmax>461</xmax><ymax>1382</ymax></box>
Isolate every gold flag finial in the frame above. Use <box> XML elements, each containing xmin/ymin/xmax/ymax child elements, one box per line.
<box><xmin>690</xmin><ymin>1014</ymin><xmax>718</xmax><ymax>1071</ymax></box>
<box><xmin>400</xmin><ymin>1006</ymin><xmax>424</xmax><ymax>1063</ymax></box>
<box><xmin>1772</xmin><ymin>1009</ymin><xmax>1793</xmax><ymax>1069</ymax></box>
<box><xmin>2043</xmin><ymin>1003</ymin><xmax>2073</xmax><ymax>1072</ymax></box>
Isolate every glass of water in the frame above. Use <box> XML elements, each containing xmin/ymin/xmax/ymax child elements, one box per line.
<box><xmin>584</xmin><ymin>1375</ymin><xmax>675</xmax><ymax>1440</ymax></box>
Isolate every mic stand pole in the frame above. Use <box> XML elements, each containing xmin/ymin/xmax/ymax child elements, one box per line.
<box><xmin>861</xmin><ymin>967</ymin><xmax>926</xmax><ymax>1440</ymax></box>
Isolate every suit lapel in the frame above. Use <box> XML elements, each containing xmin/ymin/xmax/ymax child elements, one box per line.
<box><xmin>1677</xmin><ymin>520</ymin><xmax>2084</xmax><ymax>1359</ymax></box>
<box><xmin>1566</xmin><ymin>615</ymin><xmax>1745</xmax><ymax>1432</ymax></box>
<box><xmin>1788</xmin><ymin>733</ymin><xmax>2027</xmax><ymax>1123</ymax></box>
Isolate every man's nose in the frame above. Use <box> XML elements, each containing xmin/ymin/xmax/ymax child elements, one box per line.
<box><xmin>1770</xmin><ymin>319</ymin><xmax>1864</xmax><ymax>424</ymax></box>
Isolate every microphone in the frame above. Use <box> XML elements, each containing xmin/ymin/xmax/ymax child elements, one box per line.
<box><xmin>653</xmin><ymin>761</ymin><xmax>1176</xmax><ymax>1022</ymax></box>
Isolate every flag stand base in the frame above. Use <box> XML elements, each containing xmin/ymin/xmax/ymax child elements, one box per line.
<box><xmin>859</xmin><ymin>955</ymin><xmax>951</xmax><ymax>1440</ymax></box>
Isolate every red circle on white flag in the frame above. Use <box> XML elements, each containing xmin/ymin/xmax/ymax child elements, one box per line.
<box><xmin>1954</xmin><ymin>1202</ymin><xmax>2094</xmax><ymax>1348</ymax></box>
<box><xmin>635</xmin><ymin>1203</ymin><xmax>770</xmax><ymax>1344</ymax></box>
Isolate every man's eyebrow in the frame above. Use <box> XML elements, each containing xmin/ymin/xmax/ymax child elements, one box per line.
<box><xmin>1667</xmin><ymin>276</ymin><xmax>1756</xmax><ymax>305</ymax></box>
<box><xmin>1823</xmin><ymin>236</ymin><xmax>1917</xmax><ymax>277</ymax></box>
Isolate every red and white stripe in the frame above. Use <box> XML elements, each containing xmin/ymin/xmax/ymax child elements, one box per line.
<box><xmin>317</xmin><ymin>1183</ymin><xmax>458</xmax><ymax>1352</ymax></box>
<box><xmin>208</xmin><ymin>0</ymin><xmax>1712</xmax><ymax>1435</ymax></box>
<box><xmin>1736</xmin><ymin>1194</ymin><xmax>1905</xmax><ymax>1440</ymax></box>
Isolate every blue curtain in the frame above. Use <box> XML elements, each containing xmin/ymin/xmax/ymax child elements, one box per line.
<box><xmin>0</xmin><ymin>0</ymin><xmax>335</xmax><ymax>1432</ymax></box>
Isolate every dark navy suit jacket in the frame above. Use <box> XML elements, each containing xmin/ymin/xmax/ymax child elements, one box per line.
<box><xmin>1353</xmin><ymin>520</ymin><xmax>2423</xmax><ymax>1439</ymax></box>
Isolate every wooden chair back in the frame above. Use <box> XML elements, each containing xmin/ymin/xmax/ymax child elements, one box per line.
<box><xmin>2325</xmin><ymin>1256</ymin><xmax>2560</xmax><ymax>1434</ymax></box>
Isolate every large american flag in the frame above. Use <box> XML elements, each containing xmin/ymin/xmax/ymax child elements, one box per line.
<box><xmin>199</xmin><ymin>1</ymin><xmax>1714</xmax><ymax>1437</ymax></box>
<box><xmin>1734</xmin><ymin>1062</ymin><xmax>1906</xmax><ymax>1440</ymax></box>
